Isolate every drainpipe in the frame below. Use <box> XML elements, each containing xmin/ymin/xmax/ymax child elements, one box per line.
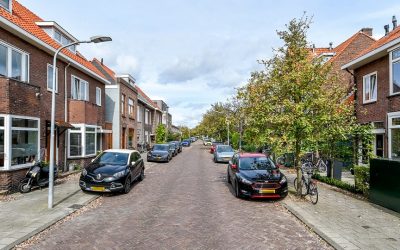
<box><xmin>64</xmin><ymin>63</ymin><xmax>71</xmax><ymax>172</ymax></box>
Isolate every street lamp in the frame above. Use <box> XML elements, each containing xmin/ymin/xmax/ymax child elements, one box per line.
<box><xmin>48</xmin><ymin>36</ymin><xmax>112</xmax><ymax>209</ymax></box>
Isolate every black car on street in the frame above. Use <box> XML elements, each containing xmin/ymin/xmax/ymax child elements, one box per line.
<box><xmin>227</xmin><ymin>153</ymin><xmax>288</xmax><ymax>199</ymax></box>
<box><xmin>79</xmin><ymin>149</ymin><xmax>145</xmax><ymax>194</ymax></box>
<box><xmin>147</xmin><ymin>144</ymin><xmax>173</xmax><ymax>162</ymax></box>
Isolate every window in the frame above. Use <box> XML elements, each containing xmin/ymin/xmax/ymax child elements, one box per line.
<box><xmin>71</xmin><ymin>76</ymin><xmax>89</xmax><ymax>101</ymax></box>
<box><xmin>128</xmin><ymin>98</ymin><xmax>134</xmax><ymax>117</ymax></box>
<box><xmin>121</xmin><ymin>94</ymin><xmax>126</xmax><ymax>116</ymax></box>
<box><xmin>85</xmin><ymin>127</ymin><xmax>96</xmax><ymax>156</ymax></box>
<box><xmin>363</xmin><ymin>72</ymin><xmax>377</xmax><ymax>103</ymax></box>
<box><xmin>0</xmin><ymin>44</ymin><xmax>6</xmax><ymax>76</ymax></box>
<box><xmin>388</xmin><ymin>112</ymin><xmax>400</xmax><ymax>159</ymax></box>
<box><xmin>54</xmin><ymin>31</ymin><xmax>62</xmax><ymax>43</ymax></box>
<box><xmin>137</xmin><ymin>106</ymin><xmax>142</xmax><ymax>122</ymax></box>
<box><xmin>391</xmin><ymin>48</ymin><xmax>400</xmax><ymax>95</ymax></box>
<box><xmin>47</xmin><ymin>64</ymin><xmax>58</xmax><ymax>92</ymax></box>
<box><xmin>145</xmin><ymin>110</ymin><xmax>149</xmax><ymax>125</ymax></box>
<box><xmin>96</xmin><ymin>87</ymin><xmax>101</xmax><ymax>106</ymax></box>
<box><xmin>68</xmin><ymin>125</ymin><xmax>100</xmax><ymax>158</ymax></box>
<box><xmin>69</xmin><ymin>127</ymin><xmax>82</xmax><ymax>157</ymax></box>
<box><xmin>11</xmin><ymin>117</ymin><xmax>39</xmax><ymax>166</ymax></box>
<box><xmin>0</xmin><ymin>41</ymin><xmax>29</xmax><ymax>82</ymax></box>
<box><xmin>0</xmin><ymin>0</ymin><xmax>11</xmax><ymax>11</ymax></box>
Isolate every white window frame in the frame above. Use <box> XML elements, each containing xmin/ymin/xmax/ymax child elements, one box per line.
<box><xmin>0</xmin><ymin>114</ymin><xmax>40</xmax><ymax>170</ymax></box>
<box><xmin>363</xmin><ymin>71</ymin><xmax>377</xmax><ymax>104</ymax></box>
<box><xmin>0</xmin><ymin>0</ymin><xmax>12</xmax><ymax>12</ymax></box>
<box><xmin>0</xmin><ymin>40</ymin><xmax>30</xmax><ymax>83</ymax></box>
<box><xmin>47</xmin><ymin>64</ymin><xmax>58</xmax><ymax>93</ymax></box>
<box><xmin>145</xmin><ymin>109</ymin><xmax>149</xmax><ymax>125</ymax></box>
<box><xmin>68</xmin><ymin>124</ymin><xmax>99</xmax><ymax>158</ymax></box>
<box><xmin>137</xmin><ymin>106</ymin><xmax>141</xmax><ymax>122</ymax></box>
<box><xmin>388</xmin><ymin>112</ymin><xmax>400</xmax><ymax>159</ymax></box>
<box><xmin>390</xmin><ymin>48</ymin><xmax>400</xmax><ymax>95</ymax></box>
<box><xmin>96</xmin><ymin>87</ymin><xmax>101</xmax><ymax>106</ymax></box>
<box><xmin>71</xmin><ymin>75</ymin><xmax>89</xmax><ymax>101</ymax></box>
<box><xmin>128</xmin><ymin>98</ymin><xmax>134</xmax><ymax>117</ymax></box>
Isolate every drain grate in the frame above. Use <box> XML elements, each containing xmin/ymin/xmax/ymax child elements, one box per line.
<box><xmin>361</xmin><ymin>225</ymin><xmax>371</xmax><ymax>229</ymax></box>
<box><xmin>69</xmin><ymin>204</ymin><xmax>84</xmax><ymax>209</ymax></box>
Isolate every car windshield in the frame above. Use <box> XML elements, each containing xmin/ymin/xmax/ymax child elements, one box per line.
<box><xmin>94</xmin><ymin>152</ymin><xmax>129</xmax><ymax>165</ymax></box>
<box><xmin>239</xmin><ymin>157</ymin><xmax>276</xmax><ymax>170</ymax></box>
<box><xmin>217</xmin><ymin>146</ymin><xmax>233</xmax><ymax>152</ymax></box>
<box><xmin>169</xmin><ymin>143</ymin><xmax>176</xmax><ymax>148</ymax></box>
<box><xmin>153</xmin><ymin>145</ymin><xmax>169</xmax><ymax>151</ymax></box>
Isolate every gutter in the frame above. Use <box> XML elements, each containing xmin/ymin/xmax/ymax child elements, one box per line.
<box><xmin>64</xmin><ymin>62</ymin><xmax>71</xmax><ymax>172</ymax></box>
<box><xmin>0</xmin><ymin>15</ymin><xmax>111</xmax><ymax>85</ymax></box>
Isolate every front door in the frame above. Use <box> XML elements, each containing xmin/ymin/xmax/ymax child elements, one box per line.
<box><xmin>376</xmin><ymin>134</ymin><xmax>384</xmax><ymax>157</ymax></box>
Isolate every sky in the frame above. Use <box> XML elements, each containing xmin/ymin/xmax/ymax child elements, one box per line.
<box><xmin>19</xmin><ymin>0</ymin><xmax>400</xmax><ymax>128</ymax></box>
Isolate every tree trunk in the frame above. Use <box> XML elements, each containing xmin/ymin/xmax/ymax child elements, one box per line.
<box><xmin>295</xmin><ymin>138</ymin><xmax>302</xmax><ymax>196</ymax></box>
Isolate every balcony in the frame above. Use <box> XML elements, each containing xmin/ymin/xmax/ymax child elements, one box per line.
<box><xmin>68</xmin><ymin>99</ymin><xmax>104</xmax><ymax>125</ymax></box>
<box><xmin>0</xmin><ymin>77</ymin><xmax>40</xmax><ymax>117</ymax></box>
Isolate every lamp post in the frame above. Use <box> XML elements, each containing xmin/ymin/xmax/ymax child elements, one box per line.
<box><xmin>48</xmin><ymin>36</ymin><xmax>112</xmax><ymax>209</ymax></box>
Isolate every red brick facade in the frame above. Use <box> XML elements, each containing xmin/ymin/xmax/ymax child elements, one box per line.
<box><xmin>119</xmin><ymin>82</ymin><xmax>138</xmax><ymax>149</ymax></box>
<box><xmin>0</xmin><ymin>26</ymin><xmax>107</xmax><ymax>191</ymax></box>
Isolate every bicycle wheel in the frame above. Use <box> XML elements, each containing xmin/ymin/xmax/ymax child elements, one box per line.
<box><xmin>293</xmin><ymin>177</ymin><xmax>307</xmax><ymax>196</ymax></box>
<box><xmin>309</xmin><ymin>182</ymin><xmax>318</xmax><ymax>204</ymax></box>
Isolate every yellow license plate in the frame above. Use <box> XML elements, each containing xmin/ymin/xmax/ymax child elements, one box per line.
<box><xmin>91</xmin><ymin>186</ymin><xmax>105</xmax><ymax>192</ymax></box>
<box><xmin>259</xmin><ymin>189</ymin><xmax>275</xmax><ymax>194</ymax></box>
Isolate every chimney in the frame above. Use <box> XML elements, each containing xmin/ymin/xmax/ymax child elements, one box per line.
<box><xmin>329</xmin><ymin>42</ymin><xmax>333</xmax><ymax>50</ymax></box>
<box><xmin>393</xmin><ymin>15</ymin><xmax>398</xmax><ymax>30</ymax></box>
<box><xmin>312</xmin><ymin>44</ymin><xmax>315</xmax><ymax>53</ymax></box>
<box><xmin>361</xmin><ymin>27</ymin><xmax>373</xmax><ymax>36</ymax></box>
<box><xmin>101</xmin><ymin>58</ymin><xmax>104</xmax><ymax>65</ymax></box>
<box><xmin>384</xmin><ymin>24</ymin><xmax>390</xmax><ymax>35</ymax></box>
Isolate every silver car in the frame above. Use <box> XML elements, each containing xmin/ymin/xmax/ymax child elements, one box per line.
<box><xmin>213</xmin><ymin>145</ymin><xmax>235</xmax><ymax>163</ymax></box>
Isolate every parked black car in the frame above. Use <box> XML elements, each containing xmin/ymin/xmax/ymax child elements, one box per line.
<box><xmin>79</xmin><ymin>149</ymin><xmax>145</xmax><ymax>194</ymax></box>
<box><xmin>168</xmin><ymin>142</ymin><xmax>179</xmax><ymax>156</ymax></box>
<box><xmin>147</xmin><ymin>144</ymin><xmax>173</xmax><ymax>162</ymax></box>
<box><xmin>170</xmin><ymin>141</ymin><xmax>182</xmax><ymax>153</ymax></box>
<box><xmin>227</xmin><ymin>153</ymin><xmax>288</xmax><ymax>199</ymax></box>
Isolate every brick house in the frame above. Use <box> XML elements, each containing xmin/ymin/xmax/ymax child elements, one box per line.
<box><xmin>136</xmin><ymin>86</ymin><xmax>157</xmax><ymax>146</ymax></box>
<box><xmin>311</xmin><ymin>28</ymin><xmax>376</xmax><ymax>93</ymax></box>
<box><xmin>0</xmin><ymin>1</ymin><xmax>110</xmax><ymax>191</ymax></box>
<box><xmin>342</xmin><ymin>19</ymin><xmax>400</xmax><ymax>159</ymax></box>
<box><xmin>92</xmin><ymin>58</ymin><xmax>138</xmax><ymax>150</ymax></box>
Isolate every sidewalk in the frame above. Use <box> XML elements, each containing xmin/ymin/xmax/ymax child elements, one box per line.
<box><xmin>0</xmin><ymin>175</ymin><xmax>98</xmax><ymax>250</ymax></box>
<box><xmin>282</xmin><ymin>169</ymin><xmax>400</xmax><ymax>250</ymax></box>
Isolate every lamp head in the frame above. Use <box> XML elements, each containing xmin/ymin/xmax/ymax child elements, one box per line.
<box><xmin>90</xmin><ymin>36</ymin><xmax>112</xmax><ymax>43</ymax></box>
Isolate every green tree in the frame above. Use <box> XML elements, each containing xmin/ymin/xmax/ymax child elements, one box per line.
<box><xmin>155</xmin><ymin>124</ymin><xmax>167</xmax><ymax>143</ymax></box>
<box><xmin>238</xmin><ymin>15</ymin><xmax>356</xmax><ymax>194</ymax></box>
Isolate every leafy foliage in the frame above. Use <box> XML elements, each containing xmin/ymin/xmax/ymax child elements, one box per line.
<box><xmin>155</xmin><ymin>124</ymin><xmax>167</xmax><ymax>143</ymax></box>
<box><xmin>354</xmin><ymin>165</ymin><xmax>370</xmax><ymax>196</ymax></box>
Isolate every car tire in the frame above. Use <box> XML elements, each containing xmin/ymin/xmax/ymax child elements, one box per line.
<box><xmin>234</xmin><ymin>180</ymin><xmax>241</xmax><ymax>198</ymax></box>
<box><xmin>123</xmin><ymin>176</ymin><xmax>131</xmax><ymax>194</ymax></box>
<box><xmin>138</xmin><ymin>168</ymin><xmax>145</xmax><ymax>181</ymax></box>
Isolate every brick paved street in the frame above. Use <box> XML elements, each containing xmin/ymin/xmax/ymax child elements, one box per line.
<box><xmin>28</xmin><ymin>143</ymin><xmax>330</xmax><ymax>250</ymax></box>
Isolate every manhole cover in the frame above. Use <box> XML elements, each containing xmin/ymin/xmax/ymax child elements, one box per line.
<box><xmin>69</xmin><ymin>204</ymin><xmax>84</xmax><ymax>209</ymax></box>
<box><xmin>362</xmin><ymin>225</ymin><xmax>371</xmax><ymax>229</ymax></box>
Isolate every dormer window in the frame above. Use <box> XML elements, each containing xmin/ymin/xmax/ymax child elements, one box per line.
<box><xmin>36</xmin><ymin>21</ymin><xmax>78</xmax><ymax>53</ymax></box>
<box><xmin>0</xmin><ymin>0</ymin><xmax>11</xmax><ymax>11</ymax></box>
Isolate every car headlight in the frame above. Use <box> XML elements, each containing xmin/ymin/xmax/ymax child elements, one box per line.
<box><xmin>279</xmin><ymin>176</ymin><xmax>287</xmax><ymax>185</ymax></box>
<box><xmin>113</xmin><ymin>170</ymin><xmax>126</xmax><ymax>178</ymax></box>
<box><xmin>82</xmin><ymin>169</ymin><xmax>87</xmax><ymax>176</ymax></box>
<box><xmin>239</xmin><ymin>177</ymin><xmax>253</xmax><ymax>185</ymax></box>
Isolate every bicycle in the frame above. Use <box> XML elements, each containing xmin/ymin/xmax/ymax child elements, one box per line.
<box><xmin>301</xmin><ymin>157</ymin><xmax>327</xmax><ymax>172</ymax></box>
<box><xmin>293</xmin><ymin>165</ymin><xmax>318</xmax><ymax>204</ymax></box>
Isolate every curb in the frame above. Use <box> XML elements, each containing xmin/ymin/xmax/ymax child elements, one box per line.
<box><xmin>3</xmin><ymin>193</ymin><xmax>99</xmax><ymax>250</ymax></box>
<box><xmin>282</xmin><ymin>200</ymin><xmax>343</xmax><ymax>250</ymax></box>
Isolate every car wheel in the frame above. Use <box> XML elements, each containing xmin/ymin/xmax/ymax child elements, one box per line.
<box><xmin>138</xmin><ymin>168</ymin><xmax>145</xmax><ymax>181</ymax></box>
<box><xmin>234</xmin><ymin>180</ymin><xmax>241</xmax><ymax>198</ymax></box>
<box><xmin>123</xmin><ymin>176</ymin><xmax>131</xmax><ymax>194</ymax></box>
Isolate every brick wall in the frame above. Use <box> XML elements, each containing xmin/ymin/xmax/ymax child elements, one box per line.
<box><xmin>120</xmin><ymin>83</ymin><xmax>138</xmax><ymax>149</ymax></box>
